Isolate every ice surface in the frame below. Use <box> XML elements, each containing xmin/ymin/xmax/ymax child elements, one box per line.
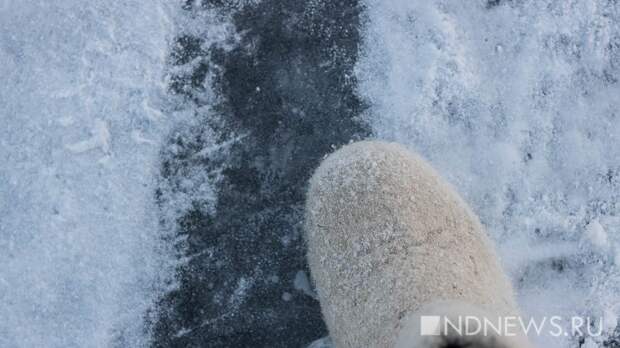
<box><xmin>357</xmin><ymin>0</ymin><xmax>620</xmax><ymax>346</ymax></box>
<box><xmin>0</xmin><ymin>1</ymin><xmax>178</xmax><ymax>347</ymax></box>
<box><xmin>150</xmin><ymin>1</ymin><xmax>360</xmax><ymax>346</ymax></box>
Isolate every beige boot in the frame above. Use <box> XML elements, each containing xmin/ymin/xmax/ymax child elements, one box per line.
<box><xmin>304</xmin><ymin>141</ymin><xmax>529</xmax><ymax>348</ymax></box>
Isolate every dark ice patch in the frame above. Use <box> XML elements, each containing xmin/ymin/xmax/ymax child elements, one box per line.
<box><xmin>486</xmin><ymin>0</ymin><xmax>502</xmax><ymax>9</ymax></box>
<box><xmin>152</xmin><ymin>1</ymin><xmax>370</xmax><ymax>347</ymax></box>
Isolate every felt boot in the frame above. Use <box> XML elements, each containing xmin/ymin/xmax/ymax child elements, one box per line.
<box><xmin>304</xmin><ymin>141</ymin><xmax>529</xmax><ymax>348</ymax></box>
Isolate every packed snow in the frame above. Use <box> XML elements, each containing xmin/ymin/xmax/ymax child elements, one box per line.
<box><xmin>357</xmin><ymin>0</ymin><xmax>620</xmax><ymax>346</ymax></box>
<box><xmin>0</xmin><ymin>1</ymin><xmax>177</xmax><ymax>347</ymax></box>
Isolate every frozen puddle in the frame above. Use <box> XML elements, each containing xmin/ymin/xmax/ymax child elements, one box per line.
<box><xmin>357</xmin><ymin>0</ymin><xmax>620</xmax><ymax>346</ymax></box>
<box><xmin>0</xmin><ymin>1</ymin><xmax>176</xmax><ymax>347</ymax></box>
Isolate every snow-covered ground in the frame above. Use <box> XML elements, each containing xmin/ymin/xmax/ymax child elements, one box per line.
<box><xmin>0</xmin><ymin>1</ymin><xmax>177</xmax><ymax>347</ymax></box>
<box><xmin>357</xmin><ymin>1</ymin><xmax>620</xmax><ymax>346</ymax></box>
<box><xmin>2</xmin><ymin>0</ymin><xmax>620</xmax><ymax>347</ymax></box>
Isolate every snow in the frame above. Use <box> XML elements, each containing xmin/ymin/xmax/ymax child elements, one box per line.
<box><xmin>3</xmin><ymin>0</ymin><xmax>620</xmax><ymax>347</ymax></box>
<box><xmin>0</xmin><ymin>1</ymin><xmax>178</xmax><ymax>347</ymax></box>
<box><xmin>306</xmin><ymin>337</ymin><xmax>333</xmax><ymax>348</ymax></box>
<box><xmin>282</xmin><ymin>292</ymin><xmax>293</xmax><ymax>302</ymax></box>
<box><xmin>584</xmin><ymin>219</ymin><xmax>608</xmax><ymax>251</ymax></box>
<box><xmin>294</xmin><ymin>270</ymin><xmax>318</xmax><ymax>299</ymax></box>
<box><xmin>357</xmin><ymin>0</ymin><xmax>620</xmax><ymax>346</ymax></box>
<box><xmin>65</xmin><ymin>119</ymin><xmax>111</xmax><ymax>155</ymax></box>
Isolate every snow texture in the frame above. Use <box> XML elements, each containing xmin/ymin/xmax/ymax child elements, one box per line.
<box><xmin>357</xmin><ymin>0</ymin><xmax>620</xmax><ymax>347</ymax></box>
<box><xmin>3</xmin><ymin>0</ymin><xmax>620</xmax><ymax>347</ymax></box>
<box><xmin>0</xmin><ymin>1</ymin><xmax>178</xmax><ymax>347</ymax></box>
